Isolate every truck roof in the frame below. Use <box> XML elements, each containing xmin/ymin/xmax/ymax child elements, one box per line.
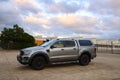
<box><xmin>56</xmin><ymin>38</ymin><xmax>92</xmax><ymax>41</ymax></box>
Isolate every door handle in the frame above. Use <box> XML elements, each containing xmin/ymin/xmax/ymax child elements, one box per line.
<box><xmin>73</xmin><ymin>48</ymin><xmax>76</xmax><ymax>50</ymax></box>
<box><xmin>61</xmin><ymin>49</ymin><xmax>64</xmax><ymax>51</ymax></box>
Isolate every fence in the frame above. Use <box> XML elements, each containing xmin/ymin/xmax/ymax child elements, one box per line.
<box><xmin>95</xmin><ymin>43</ymin><xmax>120</xmax><ymax>54</ymax></box>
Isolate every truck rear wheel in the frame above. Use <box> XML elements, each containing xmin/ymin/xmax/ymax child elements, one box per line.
<box><xmin>31</xmin><ymin>56</ymin><xmax>46</xmax><ymax>70</ymax></box>
<box><xmin>79</xmin><ymin>54</ymin><xmax>90</xmax><ymax>66</ymax></box>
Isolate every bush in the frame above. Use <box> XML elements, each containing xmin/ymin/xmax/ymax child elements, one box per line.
<box><xmin>0</xmin><ymin>24</ymin><xmax>36</xmax><ymax>49</ymax></box>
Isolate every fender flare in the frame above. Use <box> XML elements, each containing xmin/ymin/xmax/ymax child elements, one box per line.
<box><xmin>79</xmin><ymin>51</ymin><xmax>91</xmax><ymax>59</ymax></box>
<box><xmin>29</xmin><ymin>52</ymin><xmax>49</xmax><ymax>64</ymax></box>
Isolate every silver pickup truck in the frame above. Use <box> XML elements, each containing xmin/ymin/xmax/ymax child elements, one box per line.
<box><xmin>17</xmin><ymin>39</ymin><xmax>96</xmax><ymax>70</ymax></box>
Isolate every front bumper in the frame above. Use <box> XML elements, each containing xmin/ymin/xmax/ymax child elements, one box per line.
<box><xmin>17</xmin><ymin>55</ymin><xmax>29</xmax><ymax>65</ymax></box>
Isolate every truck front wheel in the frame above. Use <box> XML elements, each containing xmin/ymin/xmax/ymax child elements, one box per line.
<box><xmin>79</xmin><ymin>54</ymin><xmax>90</xmax><ymax>66</ymax></box>
<box><xmin>30</xmin><ymin>56</ymin><xmax>46</xmax><ymax>70</ymax></box>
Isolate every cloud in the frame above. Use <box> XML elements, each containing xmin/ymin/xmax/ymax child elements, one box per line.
<box><xmin>0</xmin><ymin>0</ymin><xmax>10</xmax><ymax>2</ymax></box>
<box><xmin>0</xmin><ymin>1</ymin><xmax>22</xmax><ymax>26</ymax></box>
<box><xmin>23</xmin><ymin>14</ymin><xmax>50</xmax><ymax>26</ymax></box>
<box><xmin>37</xmin><ymin>0</ymin><xmax>55</xmax><ymax>4</ymax></box>
<box><xmin>13</xmin><ymin>0</ymin><xmax>41</xmax><ymax>13</ymax></box>
<box><xmin>0</xmin><ymin>0</ymin><xmax>120</xmax><ymax>39</ymax></box>
<box><xmin>88</xmin><ymin>0</ymin><xmax>120</xmax><ymax>17</ymax></box>
<box><xmin>51</xmin><ymin>13</ymin><xmax>101</xmax><ymax>34</ymax></box>
<box><xmin>101</xmin><ymin>15</ymin><xmax>120</xmax><ymax>30</ymax></box>
<box><xmin>43</xmin><ymin>0</ymin><xmax>81</xmax><ymax>13</ymax></box>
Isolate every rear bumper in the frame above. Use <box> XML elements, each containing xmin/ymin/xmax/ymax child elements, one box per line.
<box><xmin>17</xmin><ymin>55</ymin><xmax>29</xmax><ymax>65</ymax></box>
<box><xmin>91</xmin><ymin>53</ymin><xmax>97</xmax><ymax>59</ymax></box>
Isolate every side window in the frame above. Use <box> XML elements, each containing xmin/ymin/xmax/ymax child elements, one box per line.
<box><xmin>79</xmin><ymin>40</ymin><xmax>93</xmax><ymax>46</ymax></box>
<box><xmin>52</xmin><ymin>40</ymin><xmax>75</xmax><ymax>48</ymax></box>
<box><xmin>63</xmin><ymin>41</ymin><xmax>75</xmax><ymax>47</ymax></box>
<box><xmin>53</xmin><ymin>41</ymin><xmax>64</xmax><ymax>48</ymax></box>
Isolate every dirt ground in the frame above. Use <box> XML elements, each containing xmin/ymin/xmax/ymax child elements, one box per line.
<box><xmin>0</xmin><ymin>50</ymin><xmax>120</xmax><ymax>80</ymax></box>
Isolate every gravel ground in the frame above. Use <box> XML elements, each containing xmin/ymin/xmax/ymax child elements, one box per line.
<box><xmin>0</xmin><ymin>50</ymin><xmax>120</xmax><ymax>80</ymax></box>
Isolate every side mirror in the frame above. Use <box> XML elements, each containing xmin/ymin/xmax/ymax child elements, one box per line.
<box><xmin>50</xmin><ymin>45</ymin><xmax>55</xmax><ymax>49</ymax></box>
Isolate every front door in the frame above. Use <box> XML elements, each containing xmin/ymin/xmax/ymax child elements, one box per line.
<box><xmin>49</xmin><ymin>40</ymin><xmax>78</xmax><ymax>62</ymax></box>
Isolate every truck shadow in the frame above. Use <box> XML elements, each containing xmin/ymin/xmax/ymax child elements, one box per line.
<box><xmin>47</xmin><ymin>62</ymin><xmax>78</xmax><ymax>68</ymax></box>
<box><xmin>16</xmin><ymin>61</ymin><xmax>95</xmax><ymax>71</ymax></box>
<box><xmin>16</xmin><ymin>62</ymin><xmax>78</xmax><ymax>70</ymax></box>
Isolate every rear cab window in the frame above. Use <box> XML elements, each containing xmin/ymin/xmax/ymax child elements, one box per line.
<box><xmin>79</xmin><ymin>40</ymin><xmax>93</xmax><ymax>46</ymax></box>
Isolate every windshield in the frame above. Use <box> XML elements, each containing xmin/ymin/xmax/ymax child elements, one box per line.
<box><xmin>41</xmin><ymin>40</ymin><xmax>55</xmax><ymax>47</ymax></box>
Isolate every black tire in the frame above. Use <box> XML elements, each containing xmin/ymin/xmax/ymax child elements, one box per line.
<box><xmin>79</xmin><ymin>54</ymin><xmax>90</xmax><ymax>66</ymax></box>
<box><xmin>30</xmin><ymin>56</ymin><xmax>46</xmax><ymax>70</ymax></box>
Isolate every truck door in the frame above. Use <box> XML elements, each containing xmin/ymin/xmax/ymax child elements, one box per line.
<box><xmin>49</xmin><ymin>40</ymin><xmax>78</xmax><ymax>62</ymax></box>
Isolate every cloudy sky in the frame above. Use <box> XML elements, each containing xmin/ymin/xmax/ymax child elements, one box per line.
<box><xmin>0</xmin><ymin>0</ymin><xmax>120</xmax><ymax>39</ymax></box>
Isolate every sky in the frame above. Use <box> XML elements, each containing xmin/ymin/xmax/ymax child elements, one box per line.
<box><xmin>0</xmin><ymin>0</ymin><xmax>120</xmax><ymax>39</ymax></box>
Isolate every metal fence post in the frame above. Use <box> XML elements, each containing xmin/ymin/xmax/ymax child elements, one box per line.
<box><xmin>111</xmin><ymin>41</ymin><xmax>113</xmax><ymax>54</ymax></box>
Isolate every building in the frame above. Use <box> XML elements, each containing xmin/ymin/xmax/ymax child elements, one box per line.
<box><xmin>34</xmin><ymin>35</ymin><xmax>58</xmax><ymax>45</ymax></box>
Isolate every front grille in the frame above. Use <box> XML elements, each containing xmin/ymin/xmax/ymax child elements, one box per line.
<box><xmin>20</xmin><ymin>51</ymin><xmax>24</xmax><ymax>56</ymax></box>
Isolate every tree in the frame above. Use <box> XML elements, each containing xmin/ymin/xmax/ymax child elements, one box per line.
<box><xmin>0</xmin><ymin>24</ymin><xmax>36</xmax><ymax>49</ymax></box>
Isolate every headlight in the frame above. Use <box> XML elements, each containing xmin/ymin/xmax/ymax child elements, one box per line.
<box><xmin>24</xmin><ymin>50</ymin><xmax>31</xmax><ymax>55</ymax></box>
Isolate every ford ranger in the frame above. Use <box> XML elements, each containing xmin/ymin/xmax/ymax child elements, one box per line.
<box><xmin>17</xmin><ymin>39</ymin><xmax>96</xmax><ymax>70</ymax></box>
